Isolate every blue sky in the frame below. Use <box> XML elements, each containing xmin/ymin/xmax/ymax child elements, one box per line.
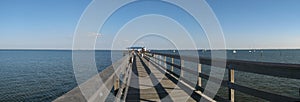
<box><xmin>0</xmin><ymin>0</ymin><xmax>90</xmax><ymax>49</ymax></box>
<box><xmin>1</xmin><ymin>0</ymin><xmax>300</xmax><ymax>49</ymax></box>
<box><xmin>207</xmin><ymin>0</ymin><xmax>300</xmax><ymax>49</ymax></box>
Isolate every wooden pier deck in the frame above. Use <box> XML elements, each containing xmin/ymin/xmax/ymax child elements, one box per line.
<box><xmin>54</xmin><ymin>52</ymin><xmax>300</xmax><ymax>102</ymax></box>
<box><xmin>125</xmin><ymin>55</ymin><xmax>195</xmax><ymax>101</ymax></box>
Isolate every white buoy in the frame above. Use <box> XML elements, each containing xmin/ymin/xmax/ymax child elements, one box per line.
<box><xmin>233</xmin><ymin>50</ymin><xmax>237</xmax><ymax>54</ymax></box>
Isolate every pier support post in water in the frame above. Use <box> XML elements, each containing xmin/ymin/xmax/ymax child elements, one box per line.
<box><xmin>197</xmin><ymin>64</ymin><xmax>202</xmax><ymax>88</ymax></box>
<box><xmin>181</xmin><ymin>59</ymin><xmax>184</xmax><ymax>77</ymax></box>
<box><xmin>228</xmin><ymin>66</ymin><xmax>235</xmax><ymax>102</ymax></box>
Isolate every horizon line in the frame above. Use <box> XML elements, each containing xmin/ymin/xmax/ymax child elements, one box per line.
<box><xmin>1</xmin><ymin>48</ymin><xmax>300</xmax><ymax>50</ymax></box>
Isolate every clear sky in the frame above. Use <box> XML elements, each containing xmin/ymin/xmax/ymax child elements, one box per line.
<box><xmin>1</xmin><ymin>0</ymin><xmax>300</xmax><ymax>49</ymax></box>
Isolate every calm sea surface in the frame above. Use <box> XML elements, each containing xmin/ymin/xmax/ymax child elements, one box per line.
<box><xmin>0</xmin><ymin>50</ymin><xmax>299</xmax><ymax>101</ymax></box>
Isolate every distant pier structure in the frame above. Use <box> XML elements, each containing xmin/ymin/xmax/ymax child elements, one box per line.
<box><xmin>55</xmin><ymin>50</ymin><xmax>300</xmax><ymax>102</ymax></box>
<box><xmin>127</xmin><ymin>46</ymin><xmax>146</xmax><ymax>52</ymax></box>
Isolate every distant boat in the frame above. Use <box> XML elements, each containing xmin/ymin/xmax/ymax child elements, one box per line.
<box><xmin>233</xmin><ymin>50</ymin><xmax>237</xmax><ymax>54</ymax></box>
<box><xmin>173</xmin><ymin>50</ymin><xmax>176</xmax><ymax>53</ymax></box>
<box><xmin>249</xmin><ymin>50</ymin><xmax>252</xmax><ymax>53</ymax></box>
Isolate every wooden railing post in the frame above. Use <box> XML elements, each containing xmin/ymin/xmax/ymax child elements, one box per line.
<box><xmin>164</xmin><ymin>56</ymin><xmax>167</xmax><ymax>68</ymax></box>
<box><xmin>159</xmin><ymin>55</ymin><xmax>162</xmax><ymax>65</ymax></box>
<box><xmin>153</xmin><ymin>54</ymin><xmax>155</xmax><ymax>62</ymax></box>
<box><xmin>114</xmin><ymin>76</ymin><xmax>119</xmax><ymax>94</ymax></box>
<box><xmin>171</xmin><ymin>58</ymin><xmax>174</xmax><ymax>71</ymax></box>
<box><xmin>181</xmin><ymin>59</ymin><xmax>184</xmax><ymax>77</ymax></box>
<box><xmin>157</xmin><ymin>55</ymin><xmax>159</xmax><ymax>64</ymax></box>
<box><xmin>158</xmin><ymin>55</ymin><xmax>161</xmax><ymax>64</ymax></box>
<box><xmin>155</xmin><ymin>54</ymin><xmax>157</xmax><ymax>63</ymax></box>
<box><xmin>154</xmin><ymin>54</ymin><xmax>156</xmax><ymax>62</ymax></box>
<box><xmin>229</xmin><ymin>66</ymin><xmax>235</xmax><ymax>102</ymax></box>
<box><xmin>197</xmin><ymin>63</ymin><xmax>202</xmax><ymax>88</ymax></box>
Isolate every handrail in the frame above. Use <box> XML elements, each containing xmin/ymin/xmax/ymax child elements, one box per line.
<box><xmin>144</xmin><ymin>55</ymin><xmax>220</xmax><ymax>102</ymax></box>
<box><xmin>54</xmin><ymin>55</ymin><xmax>130</xmax><ymax>102</ymax></box>
<box><xmin>150</xmin><ymin>52</ymin><xmax>300</xmax><ymax>79</ymax></box>
<box><xmin>148</xmin><ymin>52</ymin><xmax>300</xmax><ymax>102</ymax></box>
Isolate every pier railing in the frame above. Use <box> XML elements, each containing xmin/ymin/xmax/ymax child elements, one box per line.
<box><xmin>147</xmin><ymin>52</ymin><xmax>300</xmax><ymax>102</ymax></box>
<box><xmin>54</xmin><ymin>55</ymin><xmax>131</xmax><ymax>102</ymax></box>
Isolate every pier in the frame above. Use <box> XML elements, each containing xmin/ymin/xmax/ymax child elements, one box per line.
<box><xmin>54</xmin><ymin>51</ymin><xmax>300</xmax><ymax>102</ymax></box>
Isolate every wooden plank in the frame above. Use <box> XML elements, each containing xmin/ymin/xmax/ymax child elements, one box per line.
<box><xmin>125</xmin><ymin>55</ymin><xmax>197</xmax><ymax>102</ymax></box>
<box><xmin>146</xmin><ymin>56</ymin><xmax>215</xmax><ymax>102</ymax></box>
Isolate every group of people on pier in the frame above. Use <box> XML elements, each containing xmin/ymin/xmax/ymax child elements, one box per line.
<box><xmin>128</xmin><ymin>47</ymin><xmax>147</xmax><ymax>63</ymax></box>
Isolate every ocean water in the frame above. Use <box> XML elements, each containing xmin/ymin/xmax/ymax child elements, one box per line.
<box><xmin>0</xmin><ymin>50</ymin><xmax>299</xmax><ymax>101</ymax></box>
<box><xmin>0</xmin><ymin>50</ymin><xmax>122</xmax><ymax>102</ymax></box>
